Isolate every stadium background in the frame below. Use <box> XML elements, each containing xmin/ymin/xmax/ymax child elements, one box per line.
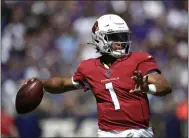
<box><xmin>1</xmin><ymin>1</ymin><xmax>188</xmax><ymax>137</ymax></box>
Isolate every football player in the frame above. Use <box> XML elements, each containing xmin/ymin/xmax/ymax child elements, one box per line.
<box><xmin>24</xmin><ymin>14</ymin><xmax>172</xmax><ymax>137</ymax></box>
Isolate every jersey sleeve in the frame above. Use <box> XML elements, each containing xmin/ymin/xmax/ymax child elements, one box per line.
<box><xmin>72</xmin><ymin>63</ymin><xmax>90</xmax><ymax>91</ymax></box>
<box><xmin>73</xmin><ymin>65</ymin><xmax>85</xmax><ymax>81</ymax></box>
<box><xmin>136</xmin><ymin>54</ymin><xmax>161</xmax><ymax>76</ymax></box>
<box><xmin>72</xmin><ymin>63</ymin><xmax>85</xmax><ymax>88</ymax></box>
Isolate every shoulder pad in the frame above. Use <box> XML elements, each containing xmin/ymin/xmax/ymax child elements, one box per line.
<box><xmin>132</xmin><ymin>52</ymin><xmax>154</xmax><ymax>63</ymax></box>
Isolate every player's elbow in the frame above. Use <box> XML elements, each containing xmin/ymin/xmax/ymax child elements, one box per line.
<box><xmin>164</xmin><ymin>84</ymin><xmax>172</xmax><ymax>94</ymax></box>
<box><xmin>155</xmin><ymin>81</ymin><xmax>172</xmax><ymax>96</ymax></box>
<box><xmin>160</xmin><ymin>83</ymin><xmax>172</xmax><ymax>96</ymax></box>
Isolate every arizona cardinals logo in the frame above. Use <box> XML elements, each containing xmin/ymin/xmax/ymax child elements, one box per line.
<box><xmin>92</xmin><ymin>21</ymin><xmax>99</xmax><ymax>34</ymax></box>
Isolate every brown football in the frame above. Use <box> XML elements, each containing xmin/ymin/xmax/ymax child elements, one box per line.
<box><xmin>15</xmin><ymin>79</ymin><xmax>44</xmax><ymax>114</ymax></box>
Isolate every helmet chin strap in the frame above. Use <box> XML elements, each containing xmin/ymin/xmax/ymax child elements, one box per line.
<box><xmin>87</xmin><ymin>42</ymin><xmax>97</xmax><ymax>47</ymax></box>
<box><xmin>87</xmin><ymin>42</ymin><xmax>100</xmax><ymax>52</ymax></box>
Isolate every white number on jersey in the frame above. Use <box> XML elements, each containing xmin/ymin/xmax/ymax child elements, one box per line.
<box><xmin>105</xmin><ymin>82</ymin><xmax>120</xmax><ymax>110</ymax></box>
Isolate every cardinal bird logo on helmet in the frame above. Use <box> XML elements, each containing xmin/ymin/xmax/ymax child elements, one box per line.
<box><xmin>92</xmin><ymin>21</ymin><xmax>99</xmax><ymax>34</ymax></box>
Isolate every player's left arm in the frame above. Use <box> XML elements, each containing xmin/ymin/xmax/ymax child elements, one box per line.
<box><xmin>130</xmin><ymin>70</ymin><xmax>172</xmax><ymax>96</ymax></box>
<box><xmin>130</xmin><ymin>53</ymin><xmax>172</xmax><ymax>96</ymax></box>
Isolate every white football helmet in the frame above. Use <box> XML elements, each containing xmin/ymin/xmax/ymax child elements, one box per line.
<box><xmin>88</xmin><ymin>14</ymin><xmax>132</xmax><ymax>58</ymax></box>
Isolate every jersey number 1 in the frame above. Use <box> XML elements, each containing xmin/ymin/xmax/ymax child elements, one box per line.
<box><xmin>105</xmin><ymin>82</ymin><xmax>120</xmax><ymax>110</ymax></box>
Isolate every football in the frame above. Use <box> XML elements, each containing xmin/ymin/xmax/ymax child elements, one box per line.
<box><xmin>15</xmin><ymin>78</ymin><xmax>44</xmax><ymax>114</ymax></box>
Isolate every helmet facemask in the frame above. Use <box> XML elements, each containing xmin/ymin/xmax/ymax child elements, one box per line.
<box><xmin>97</xmin><ymin>31</ymin><xmax>132</xmax><ymax>58</ymax></box>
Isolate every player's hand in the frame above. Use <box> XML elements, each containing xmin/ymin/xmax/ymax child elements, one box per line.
<box><xmin>129</xmin><ymin>71</ymin><xmax>149</xmax><ymax>94</ymax></box>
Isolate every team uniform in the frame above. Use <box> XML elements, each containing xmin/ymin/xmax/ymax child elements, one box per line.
<box><xmin>72</xmin><ymin>52</ymin><xmax>160</xmax><ymax>137</ymax></box>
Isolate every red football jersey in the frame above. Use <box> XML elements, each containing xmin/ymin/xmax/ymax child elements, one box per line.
<box><xmin>73</xmin><ymin>52</ymin><xmax>160</xmax><ymax>131</ymax></box>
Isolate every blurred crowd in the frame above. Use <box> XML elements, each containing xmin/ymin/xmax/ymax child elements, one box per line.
<box><xmin>1</xmin><ymin>1</ymin><xmax>188</xmax><ymax>137</ymax></box>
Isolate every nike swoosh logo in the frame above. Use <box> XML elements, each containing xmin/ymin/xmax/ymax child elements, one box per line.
<box><xmin>105</xmin><ymin>24</ymin><xmax>109</xmax><ymax>27</ymax></box>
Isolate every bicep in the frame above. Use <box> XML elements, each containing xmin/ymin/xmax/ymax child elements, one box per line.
<box><xmin>64</xmin><ymin>77</ymin><xmax>88</xmax><ymax>92</ymax></box>
<box><xmin>43</xmin><ymin>77</ymin><xmax>79</xmax><ymax>93</ymax></box>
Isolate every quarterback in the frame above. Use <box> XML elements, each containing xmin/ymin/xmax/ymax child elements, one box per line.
<box><xmin>24</xmin><ymin>14</ymin><xmax>172</xmax><ymax>137</ymax></box>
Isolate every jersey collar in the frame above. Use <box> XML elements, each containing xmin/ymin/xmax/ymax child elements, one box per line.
<box><xmin>95</xmin><ymin>52</ymin><xmax>132</xmax><ymax>67</ymax></box>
